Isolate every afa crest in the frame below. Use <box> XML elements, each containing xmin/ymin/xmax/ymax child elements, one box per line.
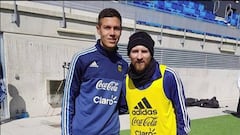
<box><xmin>118</xmin><ymin>65</ymin><xmax>122</xmax><ymax>72</ymax></box>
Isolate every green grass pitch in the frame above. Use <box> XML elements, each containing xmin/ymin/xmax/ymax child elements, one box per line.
<box><xmin>120</xmin><ymin>114</ymin><xmax>240</xmax><ymax>135</ymax></box>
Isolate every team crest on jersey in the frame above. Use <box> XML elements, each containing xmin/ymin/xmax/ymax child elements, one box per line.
<box><xmin>118</xmin><ymin>64</ymin><xmax>122</xmax><ymax>72</ymax></box>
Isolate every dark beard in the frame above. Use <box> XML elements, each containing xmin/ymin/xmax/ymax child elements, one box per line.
<box><xmin>128</xmin><ymin>58</ymin><xmax>156</xmax><ymax>87</ymax></box>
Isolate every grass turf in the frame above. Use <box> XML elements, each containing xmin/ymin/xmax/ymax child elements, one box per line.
<box><xmin>120</xmin><ymin>114</ymin><xmax>240</xmax><ymax>135</ymax></box>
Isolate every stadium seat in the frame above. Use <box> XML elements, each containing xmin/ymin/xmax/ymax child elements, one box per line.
<box><xmin>183</xmin><ymin>6</ymin><xmax>196</xmax><ymax>18</ymax></box>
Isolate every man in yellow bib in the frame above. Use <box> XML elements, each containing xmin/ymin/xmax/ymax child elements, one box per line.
<box><xmin>120</xmin><ymin>31</ymin><xmax>190</xmax><ymax>135</ymax></box>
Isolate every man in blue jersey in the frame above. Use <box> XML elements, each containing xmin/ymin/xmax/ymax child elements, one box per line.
<box><xmin>120</xmin><ymin>31</ymin><xmax>191</xmax><ymax>135</ymax></box>
<box><xmin>0</xmin><ymin>62</ymin><xmax>6</xmax><ymax>104</ymax></box>
<box><xmin>61</xmin><ymin>8</ymin><xmax>128</xmax><ymax>135</ymax></box>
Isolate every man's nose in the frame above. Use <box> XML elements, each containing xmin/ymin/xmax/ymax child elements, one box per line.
<box><xmin>136</xmin><ymin>52</ymin><xmax>143</xmax><ymax>59</ymax></box>
<box><xmin>110</xmin><ymin>28</ymin><xmax>115</xmax><ymax>35</ymax></box>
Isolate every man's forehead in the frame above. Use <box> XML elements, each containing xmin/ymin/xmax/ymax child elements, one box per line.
<box><xmin>132</xmin><ymin>45</ymin><xmax>148</xmax><ymax>49</ymax></box>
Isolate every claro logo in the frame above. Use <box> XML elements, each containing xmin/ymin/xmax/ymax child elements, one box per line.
<box><xmin>93</xmin><ymin>95</ymin><xmax>117</xmax><ymax>105</ymax></box>
<box><xmin>96</xmin><ymin>80</ymin><xmax>119</xmax><ymax>92</ymax></box>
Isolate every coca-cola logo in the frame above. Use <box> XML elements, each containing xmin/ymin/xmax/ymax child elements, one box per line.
<box><xmin>96</xmin><ymin>80</ymin><xmax>119</xmax><ymax>92</ymax></box>
<box><xmin>132</xmin><ymin>116</ymin><xmax>157</xmax><ymax>126</ymax></box>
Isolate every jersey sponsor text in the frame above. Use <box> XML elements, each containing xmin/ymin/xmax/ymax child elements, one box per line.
<box><xmin>96</xmin><ymin>80</ymin><xmax>119</xmax><ymax>92</ymax></box>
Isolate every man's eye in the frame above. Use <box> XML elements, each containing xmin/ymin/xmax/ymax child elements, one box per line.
<box><xmin>142</xmin><ymin>50</ymin><xmax>148</xmax><ymax>53</ymax></box>
<box><xmin>114</xmin><ymin>27</ymin><xmax>121</xmax><ymax>31</ymax></box>
<box><xmin>131</xmin><ymin>50</ymin><xmax>138</xmax><ymax>53</ymax></box>
<box><xmin>104</xmin><ymin>26</ymin><xmax>111</xmax><ymax>30</ymax></box>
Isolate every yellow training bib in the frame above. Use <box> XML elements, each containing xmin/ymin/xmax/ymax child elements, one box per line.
<box><xmin>126</xmin><ymin>65</ymin><xmax>176</xmax><ymax>135</ymax></box>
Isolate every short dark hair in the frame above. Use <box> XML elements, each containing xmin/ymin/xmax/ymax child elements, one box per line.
<box><xmin>98</xmin><ymin>8</ymin><xmax>122</xmax><ymax>26</ymax></box>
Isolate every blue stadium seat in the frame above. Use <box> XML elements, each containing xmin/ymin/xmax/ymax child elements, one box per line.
<box><xmin>198</xmin><ymin>3</ymin><xmax>204</xmax><ymax>11</ymax></box>
<box><xmin>204</xmin><ymin>11</ymin><xmax>215</xmax><ymax>21</ymax></box>
<box><xmin>230</xmin><ymin>18</ymin><xmax>237</xmax><ymax>26</ymax></box>
<box><xmin>183</xmin><ymin>6</ymin><xmax>196</xmax><ymax>17</ymax></box>
<box><xmin>163</xmin><ymin>1</ymin><xmax>173</xmax><ymax>11</ymax></box>
<box><xmin>229</xmin><ymin>13</ymin><xmax>239</xmax><ymax>26</ymax></box>
<box><xmin>188</xmin><ymin>1</ymin><xmax>195</xmax><ymax>8</ymax></box>
<box><xmin>199</xmin><ymin>10</ymin><xmax>206</xmax><ymax>18</ymax></box>
<box><xmin>156</xmin><ymin>1</ymin><xmax>165</xmax><ymax>10</ymax></box>
<box><xmin>132</xmin><ymin>1</ymin><xmax>149</xmax><ymax>8</ymax></box>
<box><xmin>171</xmin><ymin>3</ymin><xmax>183</xmax><ymax>15</ymax></box>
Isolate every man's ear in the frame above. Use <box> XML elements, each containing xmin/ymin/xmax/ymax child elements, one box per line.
<box><xmin>96</xmin><ymin>25</ymin><xmax>100</xmax><ymax>34</ymax></box>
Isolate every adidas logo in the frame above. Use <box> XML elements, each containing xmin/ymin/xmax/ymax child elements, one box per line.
<box><xmin>89</xmin><ymin>61</ymin><xmax>99</xmax><ymax>68</ymax></box>
<box><xmin>132</xmin><ymin>97</ymin><xmax>157</xmax><ymax>115</ymax></box>
<box><xmin>134</xmin><ymin>97</ymin><xmax>152</xmax><ymax>109</ymax></box>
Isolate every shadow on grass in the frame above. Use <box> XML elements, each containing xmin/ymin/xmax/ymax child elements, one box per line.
<box><xmin>223</xmin><ymin>110</ymin><xmax>240</xmax><ymax>118</ymax></box>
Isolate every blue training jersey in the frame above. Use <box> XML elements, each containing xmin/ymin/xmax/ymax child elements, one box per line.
<box><xmin>61</xmin><ymin>39</ymin><xmax>128</xmax><ymax>135</ymax></box>
<box><xmin>0</xmin><ymin>63</ymin><xmax>6</xmax><ymax>103</ymax></box>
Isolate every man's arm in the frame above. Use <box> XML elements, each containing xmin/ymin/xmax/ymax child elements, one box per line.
<box><xmin>61</xmin><ymin>55</ymin><xmax>82</xmax><ymax>135</ymax></box>
<box><xmin>0</xmin><ymin>64</ymin><xmax>6</xmax><ymax>103</ymax></box>
<box><xmin>164</xmin><ymin>68</ymin><xmax>191</xmax><ymax>135</ymax></box>
<box><xmin>119</xmin><ymin>78</ymin><xmax>129</xmax><ymax>114</ymax></box>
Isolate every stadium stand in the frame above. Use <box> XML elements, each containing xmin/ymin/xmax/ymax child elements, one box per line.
<box><xmin>125</xmin><ymin>0</ymin><xmax>239</xmax><ymax>41</ymax></box>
